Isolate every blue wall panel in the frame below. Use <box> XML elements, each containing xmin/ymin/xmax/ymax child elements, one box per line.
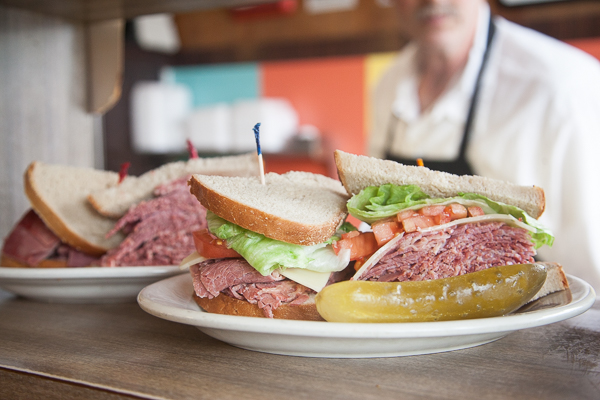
<box><xmin>164</xmin><ymin>62</ymin><xmax>260</xmax><ymax>107</ymax></box>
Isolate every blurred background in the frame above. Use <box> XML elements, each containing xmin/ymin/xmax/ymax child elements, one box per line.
<box><xmin>1</xmin><ymin>0</ymin><xmax>600</xmax><ymax>240</ymax></box>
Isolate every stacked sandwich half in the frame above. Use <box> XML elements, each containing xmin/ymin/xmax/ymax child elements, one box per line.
<box><xmin>183</xmin><ymin>150</ymin><xmax>569</xmax><ymax>321</ymax></box>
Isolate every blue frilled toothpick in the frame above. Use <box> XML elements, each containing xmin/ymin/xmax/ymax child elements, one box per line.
<box><xmin>253</xmin><ymin>123</ymin><xmax>266</xmax><ymax>185</ymax></box>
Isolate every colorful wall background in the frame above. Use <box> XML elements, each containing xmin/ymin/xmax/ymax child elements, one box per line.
<box><xmin>165</xmin><ymin>53</ymin><xmax>399</xmax><ymax>158</ymax></box>
<box><xmin>163</xmin><ymin>38</ymin><xmax>600</xmax><ymax>175</ymax></box>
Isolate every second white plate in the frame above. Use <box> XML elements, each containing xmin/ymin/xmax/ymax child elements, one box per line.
<box><xmin>138</xmin><ymin>273</ymin><xmax>596</xmax><ymax>358</ymax></box>
<box><xmin>0</xmin><ymin>266</ymin><xmax>185</xmax><ymax>304</ymax></box>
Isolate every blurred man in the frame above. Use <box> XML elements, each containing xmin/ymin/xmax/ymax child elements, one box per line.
<box><xmin>370</xmin><ymin>0</ymin><xmax>600</xmax><ymax>290</ymax></box>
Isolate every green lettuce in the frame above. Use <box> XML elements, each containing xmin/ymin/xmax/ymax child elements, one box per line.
<box><xmin>206</xmin><ymin>211</ymin><xmax>350</xmax><ymax>276</ymax></box>
<box><xmin>347</xmin><ymin>184</ymin><xmax>554</xmax><ymax>249</ymax></box>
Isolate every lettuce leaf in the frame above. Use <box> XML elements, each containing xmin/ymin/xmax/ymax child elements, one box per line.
<box><xmin>206</xmin><ymin>211</ymin><xmax>350</xmax><ymax>276</ymax></box>
<box><xmin>347</xmin><ymin>184</ymin><xmax>554</xmax><ymax>249</ymax></box>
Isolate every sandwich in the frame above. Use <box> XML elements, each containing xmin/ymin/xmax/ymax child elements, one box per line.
<box><xmin>1</xmin><ymin>162</ymin><xmax>123</xmax><ymax>268</ymax></box>
<box><xmin>332</xmin><ymin>150</ymin><xmax>568</xmax><ymax>298</ymax></box>
<box><xmin>88</xmin><ymin>152</ymin><xmax>258</xmax><ymax>218</ymax></box>
<box><xmin>91</xmin><ymin>152</ymin><xmax>259</xmax><ymax>267</ymax></box>
<box><xmin>181</xmin><ymin>171</ymin><xmax>356</xmax><ymax>320</ymax></box>
<box><xmin>1</xmin><ymin>153</ymin><xmax>259</xmax><ymax>268</ymax></box>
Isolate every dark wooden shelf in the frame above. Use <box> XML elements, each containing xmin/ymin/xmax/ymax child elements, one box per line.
<box><xmin>0</xmin><ymin>0</ymin><xmax>276</xmax><ymax>22</ymax></box>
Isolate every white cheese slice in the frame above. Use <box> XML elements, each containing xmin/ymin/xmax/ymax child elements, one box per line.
<box><xmin>179</xmin><ymin>251</ymin><xmax>206</xmax><ymax>270</ymax></box>
<box><xmin>279</xmin><ymin>268</ymin><xmax>332</xmax><ymax>292</ymax></box>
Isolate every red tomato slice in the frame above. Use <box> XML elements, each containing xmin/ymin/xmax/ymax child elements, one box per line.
<box><xmin>418</xmin><ymin>205</ymin><xmax>445</xmax><ymax>216</ymax></box>
<box><xmin>401</xmin><ymin>215</ymin><xmax>435</xmax><ymax>232</ymax></box>
<box><xmin>332</xmin><ymin>232</ymin><xmax>379</xmax><ymax>261</ymax></box>
<box><xmin>397</xmin><ymin>209</ymin><xmax>418</xmax><ymax>222</ymax></box>
<box><xmin>467</xmin><ymin>206</ymin><xmax>485</xmax><ymax>217</ymax></box>
<box><xmin>445</xmin><ymin>204</ymin><xmax>468</xmax><ymax>220</ymax></box>
<box><xmin>192</xmin><ymin>229</ymin><xmax>241</xmax><ymax>259</ymax></box>
<box><xmin>342</xmin><ymin>230</ymin><xmax>361</xmax><ymax>240</ymax></box>
<box><xmin>372</xmin><ymin>219</ymin><xmax>403</xmax><ymax>247</ymax></box>
<box><xmin>433</xmin><ymin>212</ymin><xmax>451</xmax><ymax>225</ymax></box>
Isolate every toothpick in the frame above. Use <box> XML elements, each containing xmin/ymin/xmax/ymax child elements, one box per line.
<box><xmin>186</xmin><ymin>138</ymin><xmax>199</xmax><ymax>159</ymax></box>
<box><xmin>253</xmin><ymin>123</ymin><xmax>265</xmax><ymax>185</ymax></box>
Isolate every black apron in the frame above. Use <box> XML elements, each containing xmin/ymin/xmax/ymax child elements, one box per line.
<box><xmin>385</xmin><ymin>17</ymin><xmax>497</xmax><ymax>176</ymax></box>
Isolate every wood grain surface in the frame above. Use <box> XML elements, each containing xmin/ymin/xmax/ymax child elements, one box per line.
<box><xmin>0</xmin><ymin>288</ymin><xmax>599</xmax><ymax>400</ymax></box>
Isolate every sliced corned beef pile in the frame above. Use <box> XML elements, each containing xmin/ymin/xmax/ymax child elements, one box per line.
<box><xmin>356</xmin><ymin>221</ymin><xmax>536</xmax><ymax>282</ymax></box>
<box><xmin>100</xmin><ymin>178</ymin><xmax>207</xmax><ymax>267</ymax></box>
<box><xmin>1</xmin><ymin>209</ymin><xmax>98</xmax><ymax>267</ymax></box>
<box><xmin>190</xmin><ymin>258</ymin><xmax>314</xmax><ymax>318</ymax></box>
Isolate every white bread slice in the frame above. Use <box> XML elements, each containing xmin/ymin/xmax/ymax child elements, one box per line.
<box><xmin>334</xmin><ymin>150</ymin><xmax>546</xmax><ymax>219</ymax></box>
<box><xmin>188</xmin><ymin>171</ymin><xmax>349</xmax><ymax>246</ymax></box>
<box><xmin>89</xmin><ymin>153</ymin><xmax>259</xmax><ymax>218</ymax></box>
<box><xmin>193</xmin><ymin>292</ymin><xmax>324</xmax><ymax>321</ymax></box>
<box><xmin>24</xmin><ymin>161</ymin><xmax>125</xmax><ymax>256</ymax></box>
<box><xmin>529</xmin><ymin>262</ymin><xmax>570</xmax><ymax>303</ymax></box>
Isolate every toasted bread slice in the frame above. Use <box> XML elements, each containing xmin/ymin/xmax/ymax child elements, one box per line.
<box><xmin>0</xmin><ymin>254</ymin><xmax>69</xmax><ymax>268</ymax></box>
<box><xmin>89</xmin><ymin>153</ymin><xmax>259</xmax><ymax>218</ymax></box>
<box><xmin>334</xmin><ymin>150</ymin><xmax>546</xmax><ymax>219</ymax></box>
<box><xmin>193</xmin><ymin>292</ymin><xmax>324</xmax><ymax>321</ymax></box>
<box><xmin>188</xmin><ymin>171</ymin><xmax>349</xmax><ymax>246</ymax></box>
<box><xmin>24</xmin><ymin>162</ymin><xmax>125</xmax><ymax>256</ymax></box>
<box><xmin>529</xmin><ymin>262</ymin><xmax>570</xmax><ymax>302</ymax></box>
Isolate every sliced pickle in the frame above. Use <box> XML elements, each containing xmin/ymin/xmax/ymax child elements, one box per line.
<box><xmin>315</xmin><ymin>263</ymin><xmax>547</xmax><ymax>323</ymax></box>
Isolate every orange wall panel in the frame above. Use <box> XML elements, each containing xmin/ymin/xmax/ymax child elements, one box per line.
<box><xmin>261</xmin><ymin>56</ymin><xmax>366</xmax><ymax>157</ymax></box>
<box><xmin>567</xmin><ymin>37</ymin><xmax>600</xmax><ymax>61</ymax></box>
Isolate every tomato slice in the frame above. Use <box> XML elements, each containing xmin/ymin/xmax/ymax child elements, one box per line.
<box><xmin>445</xmin><ymin>204</ymin><xmax>468</xmax><ymax>220</ymax></box>
<box><xmin>397</xmin><ymin>209</ymin><xmax>418</xmax><ymax>222</ymax></box>
<box><xmin>418</xmin><ymin>205</ymin><xmax>446</xmax><ymax>216</ymax></box>
<box><xmin>467</xmin><ymin>206</ymin><xmax>485</xmax><ymax>217</ymax></box>
<box><xmin>401</xmin><ymin>215</ymin><xmax>435</xmax><ymax>232</ymax></box>
<box><xmin>372</xmin><ymin>219</ymin><xmax>403</xmax><ymax>247</ymax></box>
<box><xmin>332</xmin><ymin>232</ymin><xmax>379</xmax><ymax>261</ymax></box>
<box><xmin>192</xmin><ymin>229</ymin><xmax>241</xmax><ymax>259</ymax></box>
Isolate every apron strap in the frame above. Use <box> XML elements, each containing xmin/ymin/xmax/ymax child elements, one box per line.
<box><xmin>457</xmin><ymin>16</ymin><xmax>497</xmax><ymax>161</ymax></box>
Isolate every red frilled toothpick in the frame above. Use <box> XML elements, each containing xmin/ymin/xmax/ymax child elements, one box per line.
<box><xmin>253</xmin><ymin>123</ymin><xmax>265</xmax><ymax>185</ymax></box>
<box><xmin>118</xmin><ymin>162</ymin><xmax>130</xmax><ymax>184</ymax></box>
<box><xmin>186</xmin><ymin>139</ymin><xmax>199</xmax><ymax>159</ymax></box>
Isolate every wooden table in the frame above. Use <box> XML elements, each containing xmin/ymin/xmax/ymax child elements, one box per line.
<box><xmin>1</xmin><ymin>288</ymin><xmax>599</xmax><ymax>400</ymax></box>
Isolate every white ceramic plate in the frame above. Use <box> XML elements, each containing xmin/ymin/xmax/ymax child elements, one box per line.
<box><xmin>0</xmin><ymin>266</ymin><xmax>184</xmax><ymax>304</ymax></box>
<box><xmin>137</xmin><ymin>273</ymin><xmax>596</xmax><ymax>358</ymax></box>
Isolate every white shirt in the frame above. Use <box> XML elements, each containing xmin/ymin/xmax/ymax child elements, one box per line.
<box><xmin>370</xmin><ymin>4</ymin><xmax>600</xmax><ymax>291</ymax></box>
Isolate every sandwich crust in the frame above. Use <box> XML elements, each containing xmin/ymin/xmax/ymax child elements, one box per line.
<box><xmin>0</xmin><ymin>254</ymin><xmax>68</xmax><ymax>268</ymax></box>
<box><xmin>193</xmin><ymin>292</ymin><xmax>324</xmax><ymax>321</ymax></box>
<box><xmin>24</xmin><ymin>161</ymin><xmax>124</xmax><ymax>256</ymax></box>
<box><xmin>188</xmin><ymin>171</ymin><xmax>349</xmax><ymax>246</ymax></box>
<box><xmin>529</xmin><ymin>262</ymin><xmax>570</xmax><ymax>302</ymax></box>
<box><xmin>88</xmin><ymin>153</ymin><xmax>260</xmax><ymax>218</ymax></box>
<box><xmin>334</xmin><ymin>150</ymin><xmax>546</xmax><ymax>219</ymax></box>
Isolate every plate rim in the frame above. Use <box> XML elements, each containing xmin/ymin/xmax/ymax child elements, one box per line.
<box><xmin>137</xmin><ymin>273</ymin><xmax>597</xmax><ymax>339</ymax></box>
<box><xmin>0</xmin><ymin>265</ymin><xmax>184</xmax><ymax>280</ymax></box>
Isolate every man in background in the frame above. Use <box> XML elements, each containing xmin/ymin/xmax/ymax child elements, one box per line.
<box><xmin>370</xmin><ymin>0</ymin><xmax>600</xmax><ymax>290</ymax></box>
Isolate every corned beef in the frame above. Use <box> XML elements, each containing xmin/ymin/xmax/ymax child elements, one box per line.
<box><xmin>1</xmin><ymin>209</ymin><xmax>99</xmax><ymax>267</ymax></box>
<box><xmin>190</xmin><ymin>258</ymin><xmax>318</xmax><ymax>318</ymax></box>
<box><xmin>357</xmin><ymin>221</ymin><xmax>536</xmax><ymax>282</ymax></box>
<box><xmin>100</xmin><ymin>178</ymin><xmax>207</xmax><ymax>267</ymax></box>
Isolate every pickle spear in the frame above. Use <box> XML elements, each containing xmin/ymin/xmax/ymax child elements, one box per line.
<box><xmin>316</xmin><ymin>263</ymin><xmax>547</xmax><ymax>323</ymax></box>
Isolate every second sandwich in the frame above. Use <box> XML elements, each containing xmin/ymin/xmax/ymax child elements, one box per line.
<box><xmin>181</xmin><ymin>171</ymin><xmax>356</xmax><ymax>320</ymax></box>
